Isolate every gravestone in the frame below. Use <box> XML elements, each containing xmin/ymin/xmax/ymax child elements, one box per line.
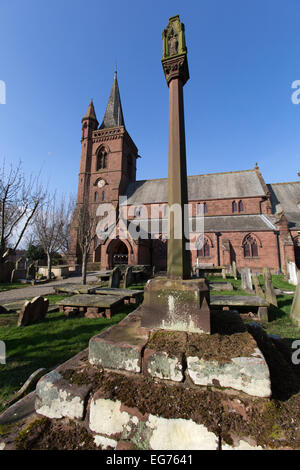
<box><xmin>0</xmin><ymin>261</ymin><xmax>14</xmax><ymax>283</ymax></box>
<box><xmin>26</xmin><ymin>263</ymin><xmax>36</xmax><ymax>280</ymax></box>
<box><xmin>288</xmin><ymin>261</ymin><xmax>298</xmax><ymax>286</ymax></box>
<box><xmin>232</xmin><ymin>261</ymin><xmax>237</xmax><ymax>280</ymax></box>
<box><xmin>109</xmin><ymin>267</ymin><xmax>121</xmax><ymax>288</ymax></box>
<box><xmin>290</xmin><ymin>272</ymin><xmax>300</xmax><ymax>327</ymax></box>
<box><xmin>16</xmin><ymin>257</ymin><xmax>25</xmax><ymax>270</ymax></box>
<box><xmin>241</xmin><ymin>268</ymin><xmax>253</xmax><ymax>292</ymax></box>
<box><xmin>263</xmin><ymin>267</ymin><xmax>277</xmax><ymax>307</ymax></box>
<box><xmin>124</xmin><ymin>266</ymin><xmax>134</xmax><ymax>288</ymax></box>
<box><xmin>10</xmin><ymin>267</ymin><xmax>27</xmax><ymax>283</ymax></box>
<box><xmin>18</xmin><ymin>296</ymin><xmax>49</xmax><ymax>327</ymax></box>
<box><xmin>252</xmin><ymin>272</ymin><xmax>264</xmax><ymax>298</ymax></box>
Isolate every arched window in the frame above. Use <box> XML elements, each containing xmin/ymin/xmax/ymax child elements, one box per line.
<box><xmin>203</xmin><ymin>202</ymin><xmax>208</xmax><ymax>214</ymax></box>
<box><xmin>97</xmin><ymin>147</ymin><xmax>107</xmax><ymax>170</ymax></box>
<box><xmin>134</xmin><ymin>206</ymin><xmax>141</xmax><ymax>217</ymax></box>
<box><xmin>243</xmin><ymin>234</ymin><xmax>259</xmax><ymax>258</ymax></box>
<box><xmin>94</xmin><ymin>192</ymin><xmax>99</xmax><ymax>202</ymax></box>
<box><xmin>238</xmin><ymin>200</ymin><xmax>244</xmax><ymax>212</ymax></box>
<box><xmin>102</xmin><ymin>191</ymin><xmax>105</xmax><ymax>201</ymax></box>
<box><xmin>197</xmin><ymin>238</ymin><xmax>210</xmax><ymax>258</ymax></box>
<box><xmin>232</xmin><ymin>201</ymin><xmax>237</xmax><ymax>213</ymax></box>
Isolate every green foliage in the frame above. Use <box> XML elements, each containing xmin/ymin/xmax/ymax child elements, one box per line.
<box><xmin>26</xmin><ymin>244</ymin><xmax>46</xmax><ymax>263</ymax></box>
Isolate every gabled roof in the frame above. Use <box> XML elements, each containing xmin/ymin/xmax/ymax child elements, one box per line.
<box><xmin>124</xmin><ymin>169</ymin><xmax>268</xmax><ymax>204</ymax></box>
<box><xmin>99</xmin><ymin>72</ymin><xmax>125</xmax><ymax>129</ymax></box>
<box><xmin>268</xmin><ymin>182</ymin><xmax>300</xmax><ymax>229</ymax></box>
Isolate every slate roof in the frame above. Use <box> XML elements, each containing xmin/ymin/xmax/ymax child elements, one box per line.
<box><xmin>99</xmin><ymin>72</ymin><xmax>125</xmax><ymax>129</ymax></box>
<box><xmin>268</xmin><ymin>182</ymin><xmax>300</xmax><ymax>229</ymax></box>
<box><xmin>126</xmin><ymin>214</ymin><xmax>276</xmax><ymax>237</ymax></box>
<box><xmin>124</xmin><ymin>169</ymin><xmax>267</xmax><ymax>204</ymax></box>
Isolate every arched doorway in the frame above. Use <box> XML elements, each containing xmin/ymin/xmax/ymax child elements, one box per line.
<box><xmin>294</xmin><ymin>236</ymin><xmax>300</xmax><ymax>269</ymax></box>
<box><xmin>107</xmin><ymin>239</ymin><xmax>129</xmax><ymax>267</ymax></box>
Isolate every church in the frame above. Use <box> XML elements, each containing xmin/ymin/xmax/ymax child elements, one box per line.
<box><xmin>68</xmin><ymin>72</ymin><xmax>300</xmax><ymax>275</ymax></box>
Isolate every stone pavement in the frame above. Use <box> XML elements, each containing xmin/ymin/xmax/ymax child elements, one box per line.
<box><xmin>0</xmin><ymin>272</ymin><xmax>99</xmax><ymax>304</ymax></box>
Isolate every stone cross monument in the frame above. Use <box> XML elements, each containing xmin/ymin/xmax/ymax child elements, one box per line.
<box><xmin>140</xmin><ymin>16</ymin><xmax>211</xmax><ymax>334</ymax></box>
<box><xmin>162</xmin><ymin>15</ymin><xmax>191</xmax><ymax>280</ymax></box>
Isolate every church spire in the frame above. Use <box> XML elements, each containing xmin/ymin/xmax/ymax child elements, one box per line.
<box><xmin>100</xmin><ymin>72</ymin><xmax>125</xmax><ymax>129</ymax></box>
<box><xmin>82</xmin><ymin>98</ymin><xmax>98</xmax><ymax>123</ymax></box>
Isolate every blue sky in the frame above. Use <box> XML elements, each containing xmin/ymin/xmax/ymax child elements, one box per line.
<box><xmin>1</xmin><ymin>0</ymin><xmax>300</xmax><ymax>198</ymax></box>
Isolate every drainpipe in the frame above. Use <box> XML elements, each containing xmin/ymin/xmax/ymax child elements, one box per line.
<box><xmin>276</xmin><ymin>231</ymin><xmax>282</xmax><ymax>273</ymax></box>
<box><xmin>216</xmin><ymin>232</ymin><xmax>221</xmax><ymax>266</ymax></box>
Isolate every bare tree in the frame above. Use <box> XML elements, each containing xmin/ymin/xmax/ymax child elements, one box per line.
<box><xmin>33</xmin><ymin>193</ymin><xmax>72</xmax><ymax>280</ymax></box>
<box><xmin>0</xmin><ymin>160</ymin><xmax>46</xmax><ymax>261</ymax></box>
<box><xmin>76</xmin><ymin>197</ymin><xmax>97</xmax><ymax>284</ymax></box>
<box><xmin>59</xmin><ymin>194</ymin><xmax>76</xmax><ymax>257</ymax></box>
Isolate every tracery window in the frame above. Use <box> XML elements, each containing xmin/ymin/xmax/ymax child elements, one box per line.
<box><xmin>197</xmin><ymin>237</ymin><xmax>210</xmax><ymax>257</ymax></box>
<box><xmin>97</xmin><ymin>147</ymin><xmax>107</xmax><ymax>170</ymax></box>
<box><xmin>243</xmin><ymin>234</ymin><xmax>259</xmax><ymax>258</ymax></box>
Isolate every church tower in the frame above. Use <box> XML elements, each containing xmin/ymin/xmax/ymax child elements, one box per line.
<box><xmin>69</xmin><ymin>72</ymin><xmax>139</xmax><ymax>265</ymax></box>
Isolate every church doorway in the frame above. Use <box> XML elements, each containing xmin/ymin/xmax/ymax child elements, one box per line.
<box><xmin>295</xmin><ymin>236</ymin><xmax>300</xmax><ymax>269</ymax></box>
<box><xmin>109</xmin><ymin>239</ymin><xmax>129</xmax><ymax>267</ymax></box>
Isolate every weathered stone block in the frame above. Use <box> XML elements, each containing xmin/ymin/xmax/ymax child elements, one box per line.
<box><xmin>35</xmin><ymin>370</ymin><xmax>91</xmax><ymax>420</ymax></box>
<box><xmin>141</xmin><ymin>277</ymin><xmax>210</xmax><ymax>334</ymax></box>
<box><xmin>144</xmin><ymin>349</ymin><xmax>183</xmax><ymax>382</ymax></box>
<box><xmin>89</xmin><ymin>311</ymin><xmax>149</xmax><ymax>373</ymax></box>
<box><xmin>187</xmin><ymin>347</ymin><xmax>271</xmax><ymax>397</ymax></box>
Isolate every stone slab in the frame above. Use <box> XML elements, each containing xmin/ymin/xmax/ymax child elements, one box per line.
<box><xmin>210</xmin><ymin>295</ymin><xmax>268</xmax><ymax>307</ymax></box>
<box><xmin>92</xmin><ymin>287</ymin><xmax>144</xmax><ymax>303</ymax></box>
<box><xmin>57</xmin><ymin>294</ymin><xmax>124</xmax><ymax>309</ymax></box>
<box><xmin>209</xmin><ymin>282</ymin><xmax>233</xmax><ymax>291</ymax></box>
<box><xmin>89</xmin><ymin>309</ymin><xmax>149</xmax><ymax>372</ymax></box>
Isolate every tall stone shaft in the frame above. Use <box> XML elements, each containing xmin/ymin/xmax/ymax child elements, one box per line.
<box><xmin>162</xmin><ymin>15</ymin><xmax>191</xmax><ymax>279</ymax></box>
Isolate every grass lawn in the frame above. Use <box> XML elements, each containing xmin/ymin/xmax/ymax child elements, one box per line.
<box><xmin>0</xmin><ymin>283</ymin><xmax>27</xmax><ymax>292</ymax></box>
<box><xmin>0</xmin><ymin>302</ymin><xmax>136</xmax><ymax>412</ymax></box>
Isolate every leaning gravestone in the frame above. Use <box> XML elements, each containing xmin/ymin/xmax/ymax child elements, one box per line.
<box><xmin>263</xmin><ymin>267</ymin><xmax>278</xmax><ymax>307</ymax></box>
<box><xmin>124</xmin><ymin>266</ymin><xmax>134</xmax><ymax>288</ymax></box>
<box><xmin>288</xmin><ymin>261</ymin><xmax>298</xmax><ymax>286</ymax></box>
<box><xmin>26</xmin><ymin>263</ymin><xmax>36</xmax><ymax>280</ymax></box>
<box><xmin>16</xmin><ymin>257</ymin><xmax>25</xmax><ymax>270</ymax></box>
<box><xmin>232</xmin><ymin>261</ymin><xmax>237</xmax><ymax>280</ymax></box>
<box><xmin>290</xmin><ymin>271</ymin><xmax>300</xmax><ymax>327</ymax></box>
<box><xmin>252</xmin><ymin>272</ymin><xmax>264</xmax><ymax>298</ymax></box>
<box><xmin>241</xmin><ymin>267</ymin><xmax>253</xmax><ymax>291</ymax></box>
<box><xmin>18</xmin><ymin>296</ymin><xmax>49</xmax><ymax>327</ymax></box>
<box><xmin>108</xmin><ymin>267</ymin><xmax>121</xmax><ymax>288</ymax></box>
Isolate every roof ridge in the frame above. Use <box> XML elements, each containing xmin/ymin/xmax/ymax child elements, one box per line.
<box><xmin>188</xmin><ymin>169</ymin><xmax>256</xmax><ymax>178</ymax></box>
<box><xmin>135</xmin><ymin>169</ymin><xmax>258</xmax><ymax>184</ymax></box>
<box><xmin>269</xmin><ymin>181</ymin><xmax>300</xmax><ymax>186</ymax></box>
